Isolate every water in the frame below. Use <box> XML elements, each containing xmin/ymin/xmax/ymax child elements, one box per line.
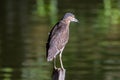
<box><xmin>0</xmin><ymin>0</ymin><xmax>120</xmax><ymax>80</ymax></box>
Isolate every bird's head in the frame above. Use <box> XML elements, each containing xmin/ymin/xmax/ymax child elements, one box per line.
<box><xmin>63</xmin><ymin>13</ymin><xmax>78</xmax><ymax>22</ymax></box>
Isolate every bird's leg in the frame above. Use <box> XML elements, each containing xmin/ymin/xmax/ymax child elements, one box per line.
<box><xmin>59</xmin><ymin>52</ymin><xmax>64</xmax><ymax>69</ymax></box>
<box><xmin>53</xmin><ymin>58</ymin><xmax>57</xmax><ymax>69</ymax></box>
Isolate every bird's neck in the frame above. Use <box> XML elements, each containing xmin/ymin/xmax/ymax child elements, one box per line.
<box><xmin>61</xmin><ymin>19</ymin><xmax>71</xmax><ymax>25</ymax></box>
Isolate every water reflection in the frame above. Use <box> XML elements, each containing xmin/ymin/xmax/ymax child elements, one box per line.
<box><xmin>0</xmin><ymin>0</ymin><xmax>120</xmax><ymax>80</ymax></box>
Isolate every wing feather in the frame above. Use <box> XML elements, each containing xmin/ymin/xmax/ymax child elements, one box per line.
<box><xmin>46</xmin><ymin>21</ymin><xmax>69</xmax><ymax>61</ymax></box>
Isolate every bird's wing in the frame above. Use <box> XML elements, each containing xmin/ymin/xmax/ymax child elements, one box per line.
<box><xmin>46</xmin><ymin>22</ymin><xmax>68</xmax><ymax>61</ymax></box>
<box><xmin>46</xmin><ymin>22</ymin><xmax>60</xmax><ymax>60</ymax></box>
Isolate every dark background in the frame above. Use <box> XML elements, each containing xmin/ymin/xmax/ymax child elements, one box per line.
<box><xmin>0</xmin><ymin>0</ymin><xmax>120</xmax><ymax>80</ymax></box>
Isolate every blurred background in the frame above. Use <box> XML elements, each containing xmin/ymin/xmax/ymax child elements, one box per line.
<box><xmin>0</xmin><ymin>0</ymin><xmax>120</xmax><ymax>80</ymax></box>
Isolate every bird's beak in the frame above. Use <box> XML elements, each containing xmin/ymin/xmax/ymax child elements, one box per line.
<box><xmin>72</xmin><ymin>18</ymin><xmax>79</xmax><ymax>22</ymax></box>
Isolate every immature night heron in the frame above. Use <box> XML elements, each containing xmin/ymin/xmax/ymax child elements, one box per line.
<box><xmin>46</xmin><ymin>13</ymin><xmax>78</xmax><ymax>69</ymax></box>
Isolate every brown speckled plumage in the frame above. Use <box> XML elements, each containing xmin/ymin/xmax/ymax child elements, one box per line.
<box><xmin>46</xmin><ymin>13</ymin><xmax>78</xmax><ymax>69</ymax></box>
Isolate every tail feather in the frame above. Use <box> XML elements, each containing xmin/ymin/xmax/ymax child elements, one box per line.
<box><xmin>47</xmin><ymin>47</ymin><xmax>59</xmax><ymax>61</ymax></box>
<box><xmin>47</xmin><ymin>55</ymin><xmax>54</xmax><ymax>61</ymax></box>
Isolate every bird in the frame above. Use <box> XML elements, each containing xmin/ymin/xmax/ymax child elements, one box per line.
<box><xmin>46</xmin><ymin>13</ymin><xmax>78</xmax><ymax>69</ymax></box>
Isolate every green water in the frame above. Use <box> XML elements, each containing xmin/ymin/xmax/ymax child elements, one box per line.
<box><xmin>0</xmin><ymin>0</ymin><xmax>120</xmax><ymax>80</ymax></box>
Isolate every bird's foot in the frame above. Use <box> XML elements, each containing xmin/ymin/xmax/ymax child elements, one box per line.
<box><xmin>54</xmin><ymin>66</ymin><xmax>57</xmax><ymax>70</ymax></box>
<box><xmin>61</xmin><ymin>66</ymin><xmax>65</xmax><ymax>70</ymax></box>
